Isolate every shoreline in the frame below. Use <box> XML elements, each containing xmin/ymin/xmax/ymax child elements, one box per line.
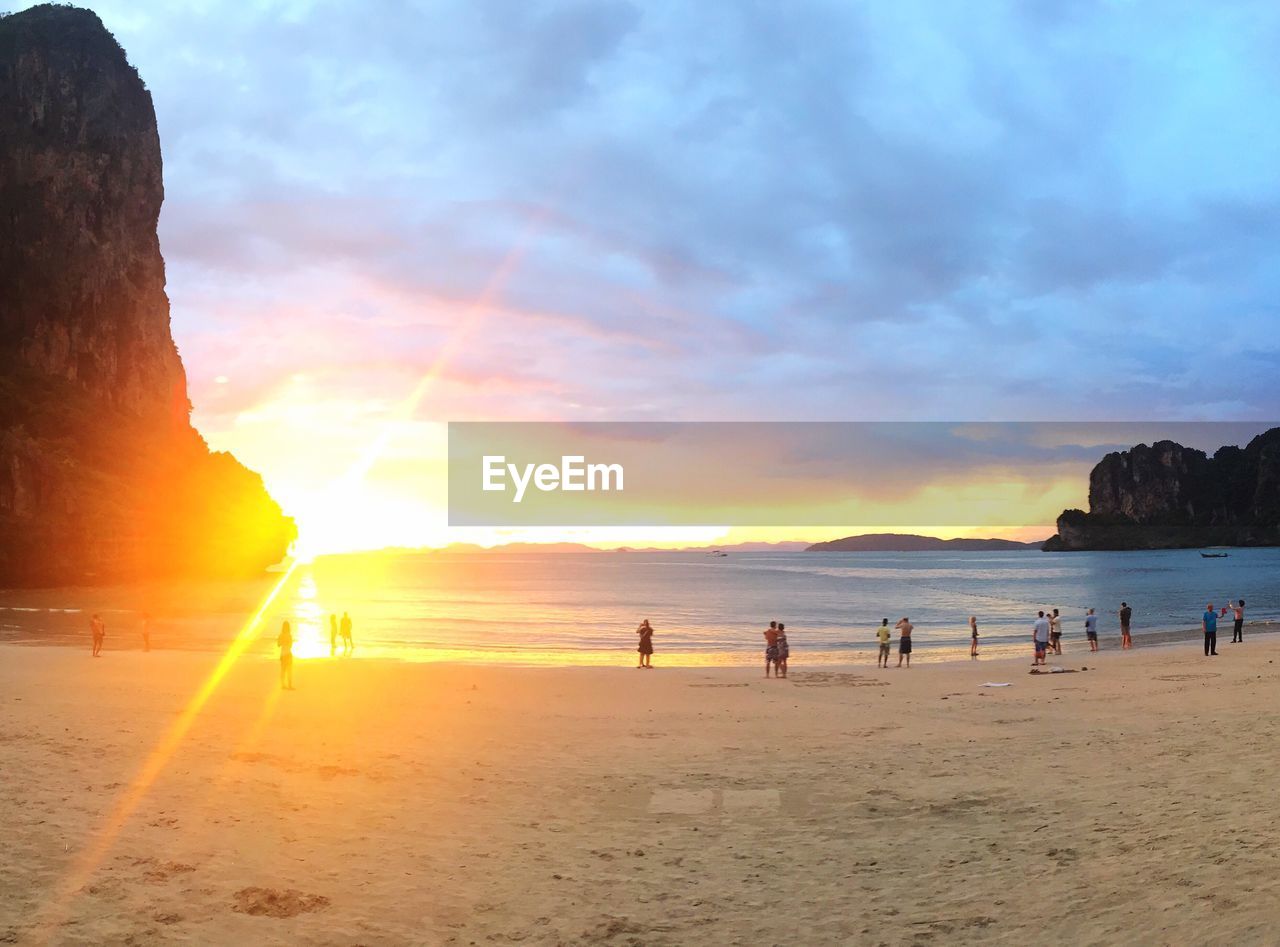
<box><xmin>3</xmin><ymin>618</ymin><xmax>1277</xmax><ymax>669</ymax></box>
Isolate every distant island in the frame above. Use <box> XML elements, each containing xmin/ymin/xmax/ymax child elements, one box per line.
<box><xmin>805</xmin><ymin>533</ymin><xmax>1041</xmax><ymax>552</ymax></box>
<box><xmin>1043</xmin><ymin>427</ymin><xmax>1280</xmax><ymax>550</ymax></box>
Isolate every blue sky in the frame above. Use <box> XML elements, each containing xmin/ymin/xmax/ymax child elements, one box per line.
<box><xmin>13</xmin><ymin>0</ymin><xmax>1280</xmax><ymax>547</ymax></box>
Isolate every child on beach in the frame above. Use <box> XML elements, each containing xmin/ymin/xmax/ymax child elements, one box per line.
<box><xmin>1032</xmin><ymin>611</ymin><xmax>1049</xmax><ymax>665</ymax></box>
<box><xmin>776</xmin><ymin>623</ymin><xmax>789</xmax><ymax>678</ymax></box>
<box><xmin>636</xmin><ymin>619</ymin><xmax>654</xmax><ymax>668</ymax></box>
<box><xmin>895</xmin><ymin>617</ymin><xmax>913</xmax><ymax>668</ymax></box>
<box><xmin>764</xmin><ymin>621</ymin><xmax>780</xmax><ymax>678</ymax></box>
<box><xmin>969</xmin><ymin>616</ymin><xmax>979</xmax><ymax>657</ymax></box>
<box><xmin>1084</xmin><ymin>608</ymin><xmax>1099</xmax><ymax>652</ymax></box>
<box><xmin>877</xmin><ymin>619</ymin><xmax>892</xmax><ymax>668</ymax></box>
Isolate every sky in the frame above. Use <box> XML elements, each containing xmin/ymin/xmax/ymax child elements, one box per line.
<box><xmin>20</xmin><ymin>0</ymin><xmax>1280</xmax><ymax>552</ymax></box>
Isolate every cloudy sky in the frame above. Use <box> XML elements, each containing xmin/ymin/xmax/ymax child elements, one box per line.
<box><xmin>26</xmin><ymin>0</ymin><xmax>1280</xmax><ymax>549</ymax></box>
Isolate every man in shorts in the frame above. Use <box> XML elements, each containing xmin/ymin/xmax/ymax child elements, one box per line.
<box><xmin>763</xmin><ymin>621</ymin><xmax>780</xmax><ymax>678</ymax></box>
<box><xmin>895</xmin><ymin>617</ymin><xmax>913</xmax><ymax>668</ymax></box>
<box><xmin>1084</xmin><ymin>608</ymin><xmax>1099</xmax><ymax>652</ymax></box>
<box><xmin>876</xmin><ymin>618</ymin><xmax>892</xmax><ymax>668</ymax></box>
<box><xmin>1032</xmin><ymin>611</ymin><xmax>1050</xmax><ymax>665</ymax></box>
<box><xmin>1119</xmin><ymin>602</ymin><xmax>1133</xmax><ymax>649</ymax></box>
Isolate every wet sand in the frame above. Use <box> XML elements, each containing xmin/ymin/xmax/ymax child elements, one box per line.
<box><xmin>2</xmin><ymin>636</ymin><xmax>1279</xmax><ymax>944</ymax></box>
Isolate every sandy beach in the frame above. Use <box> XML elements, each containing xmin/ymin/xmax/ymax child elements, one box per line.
<box><xmin>3</xmin><ymin>637</ymin><xmax>1280</xmax><ymax>946</ymax></box>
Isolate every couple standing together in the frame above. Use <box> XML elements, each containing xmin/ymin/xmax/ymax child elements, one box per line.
<box><xmin>763</xmin><ymin>621</ymin><xmax>789</xmax><ymax>677</ymax></box>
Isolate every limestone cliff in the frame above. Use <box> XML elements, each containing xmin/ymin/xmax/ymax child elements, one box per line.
<box><xmin>1043</xmin><ymin>428</ymin><xmax>1280</xmax><ymax>550</ymax></box>
<box><xmin>0</xmin><ymin>5</ymin><xmax>295</xmax><ymax>585</ymax></box>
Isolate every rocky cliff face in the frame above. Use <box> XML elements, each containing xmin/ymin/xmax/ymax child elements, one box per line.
<box><xmin>0</xmin><ymin>5</ymin><xmax>294</xmax><ymax>585</ymax></box>
<box><xmin>1044</xmin><ymin>429</ymin><xmax>1280</xmax><ymax>550</ymax></box>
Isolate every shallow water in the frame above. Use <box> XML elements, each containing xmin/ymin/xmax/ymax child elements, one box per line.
<box><xmin>2</xmin><ymin>548</ymin><xmax>1277</xmax><ymax>665</ymax></box>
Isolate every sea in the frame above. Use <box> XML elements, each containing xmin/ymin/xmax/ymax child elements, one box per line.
<box><xmin>2</xmin><ymin>549</ymin><xmax>1277</xmax><ymax>665</ymax></box>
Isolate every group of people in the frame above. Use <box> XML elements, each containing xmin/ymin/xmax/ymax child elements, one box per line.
<box><xmin>1034</xmin><ymin>603</ymin><xmax>1131</xmax><ymax>663</ymax></box>
<box><xmin>633</xmin><ymin>596</ymin><xmax>1252</xmax><ymax>674</ymax></box>
<box><xmin>87</xmin><ymin>611</ymin><xmax>154</xmax><ymax>655</ymax></box>
<box><xmin>276</xmin><ymin>611</ymin><xmax>356</xmax><ymax>690</ymax></box>
<box><xmin>1201</xmin><ymin>599</ymin><xmax>1247</xmax><ymax>656</ymax></box>
<box><xmin>877</xmin><ymin>618</ymin><xmax>914</xmax><ymax>668</ymax></box>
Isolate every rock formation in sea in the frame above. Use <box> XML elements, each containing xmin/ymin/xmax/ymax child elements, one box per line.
<box><xmin>0</xmin><ymin>5</ymin><xmax>295</xmax><ymax>585</ymax></box>
<box><xmin>1043</xmin><ymin>428</ymin><xmax>1280</xmax><ymax>550</ymax></box>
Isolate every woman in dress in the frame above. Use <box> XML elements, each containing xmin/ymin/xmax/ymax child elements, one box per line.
<box><xmin>776</xmin><ymin>622</ymin><xmax>790</xmax><ymax>678</ymax></box>
<box><xmin>636</xmin><ymin>619</ymin><xmax>654</xmax><ymax>668</ymax></box>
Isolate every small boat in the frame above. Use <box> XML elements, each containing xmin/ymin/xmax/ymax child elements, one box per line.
<box><xmin>1200</xmin><ymin>552</ymin><xmax>1230</xmax><ymax>558</ymax></box>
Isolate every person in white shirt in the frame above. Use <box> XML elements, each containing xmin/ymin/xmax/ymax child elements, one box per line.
<box><xmin>1032</xmin><ymin>611</ymin><xmax>1050</xmax><ymax>666</ymax></box>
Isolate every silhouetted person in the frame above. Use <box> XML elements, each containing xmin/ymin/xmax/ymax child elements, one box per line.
<box><xmin>141</xmin><ymin>612</ymin><xmax>153</xmax><ymax>652</ymax></box>
<box><xmin>330</xmin><ymin>614</ymin><xmax>338</xmax><ymax>656</ymax></box>
<box><xmin>90</xmin><ymin>613</ymin><xmax>105</xmax><ymax>657</ymax></box>
<box><xmin>1202</xmin><ymin>603</ymin><xmax>1218</xmax><ymax>657</ymax></box>
<box><xmin>340</xmin><ymin>611</ymin><xmax>353</xmax><ymax>655</ymax></box>
<box><xmin>1119</xmin><ymin>602</ymin><xmax>1133</xmax><ymax>649</ymax></box>
<box><xmin>969</xmin><ymin>615</ymin><xmax>979</xmax><ymax>658</ymax></box>
<box><xmin>636</xmin><ymin>619</ymin><xmax>654</xmax><ymax>668</ymax></box>
<box><xmin>776</xmin><ymin>622</ymin><xmax>789</xmax><ymax>677</ymax></box>
<box><xmin>277</xmin><ymin>620</ymin><xmax>295</xmax><ymax>689</ymax></box>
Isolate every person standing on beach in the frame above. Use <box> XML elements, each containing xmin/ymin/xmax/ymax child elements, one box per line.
<box><xmin>764</xmin><ymin>621</ymin><xmax>780</xmax><ymax>677</ymax></box>
<box><xmin>330</xmin><ymin>614</ymin><xmax>338</xmax><ymax>656</ymax></box>
<box><xmin>1119</xmin><ymin>602</ymin><xmax>1133</xmax><ymax>649</ymax></box>
<box><xmin>969</xmin><ymin>616</ymin><xmax>979</xmax><ymax>658</ymax></box>
<box><xmin>1222</xmin><ymin>599</ymin><xmax>1245</xmax><ymax>643</ymax></box>
<box><xmin>340</xmin><ymin>611</ymin><xmax>354</xmax><ymax>655</ymax></box>
<box><xmin>1049</xmin><ymin>608</ymin><xmax>1063</xmax><ymax>654</ymax></box>
<box><xmin>1084</xmin><ymin>608</ymin><xmax>1099</xmax><ymax>652</ymax></box>
<box><xmin>895</xmin><ymin>617</ymin><xmax>913</xmax><ymax>668</ymax></box>
<box><xmin>1202</xmin><ymin>603</ymin><xmax>1219</xmax><ymax>657</ymax></box>
<box><xmin>776</xmin><ymin>623</ymin><xmax>790</xmax><ymax>678</ymax></box>
<box><xmin>1032</xmin><ymin>611</ymin><xmax>1050</xmax><ymax>665</ymax></box>
<box><xmin>90</xmin><ymin>613</ymin><xmax>105</xmax><ymax>657</ymax></box>
<box><xmin>636</xmin><ymin>619</ymin><xmax>654</xmax><ymax>668</ymax></box>
<box><xmin>277</xmin><ymin>620</ymin><xmax>295</xmax><ymax>690</ymax></box>
<box><xmin>876</xmin><ymin>619</ymin><xmax>892</xmax><ymax>668</ymax></box>
<box><xmin>141</xmin><ymin>612</ymin><xmax>152</xmax><ymax>652</ymax></box>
